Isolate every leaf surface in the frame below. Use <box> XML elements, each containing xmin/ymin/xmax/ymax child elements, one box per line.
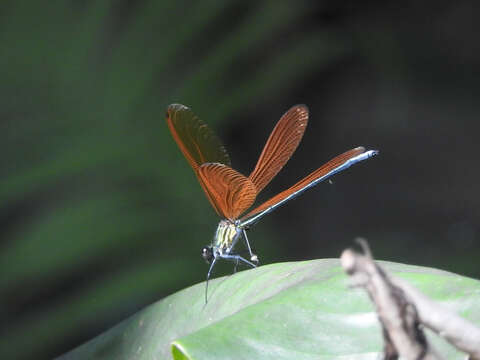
<box><xmin>58</xmin><ymin>260</ymin><xmax>480</xmax><ymax>360</ymax></box>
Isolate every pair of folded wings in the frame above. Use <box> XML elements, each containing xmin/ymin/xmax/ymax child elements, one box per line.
<box><xmin>166</xmin><ymin>104</ymin><xmax>365</xmax><ymax>222</ymax></box>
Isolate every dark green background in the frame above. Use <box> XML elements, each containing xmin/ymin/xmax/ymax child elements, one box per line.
<box><xmin>1</xmin><ymin>1</ymin><xmax>479</xmax><ymax>359</ymax></box>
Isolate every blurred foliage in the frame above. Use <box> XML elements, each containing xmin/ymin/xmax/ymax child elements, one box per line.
<box><xmin>0</xmin><ymin>1</ymin><xmax>349</xmax><ymax>358</ymax></box>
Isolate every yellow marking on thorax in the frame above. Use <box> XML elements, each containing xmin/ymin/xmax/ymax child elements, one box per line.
<box><xmin>214</xmin><ymin>220</ymin><xmax>238</xmax><ymax>253</ymax></box>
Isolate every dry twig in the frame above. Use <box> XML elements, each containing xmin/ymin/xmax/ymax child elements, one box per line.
<box><xmin>341</xmin><ymin>239</ymin><xmax>480</xmax><ymax>360</ymax></box>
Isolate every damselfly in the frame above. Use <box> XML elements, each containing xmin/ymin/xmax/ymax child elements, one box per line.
<box><xmin>166</xmin><ymin>104</ymin><xmax>378</xmax><ymax>302</ymax></box>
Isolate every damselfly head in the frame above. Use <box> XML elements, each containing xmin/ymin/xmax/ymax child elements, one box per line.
<box><xmin>202</xmin><ymin>246</ymin><xmax>214</xmax><ymax>264</ymax></box>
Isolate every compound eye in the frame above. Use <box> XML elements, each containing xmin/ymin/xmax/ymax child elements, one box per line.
<box><xmin>201</xmin><ymin>247</ymin><xmax>214</xmax><ymax>264</ymax></box>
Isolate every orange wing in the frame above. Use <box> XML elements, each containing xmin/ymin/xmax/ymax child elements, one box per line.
<box><xmin>248</xmin><ymin>105</ymin><xmax>308</xmax><ymax>193</ymax></box>
<box><xmin>196</xmin><ymin>163</ymin><xmax>257</xmax><ymax>220</ymax></box>
<box><xmin>166</xmin><ymin>104</ymin><xmax>231</xmax><ymax>171</ymax></box>
<box><xmin>242</xmin><ymin>147</ymin><xmax>367</xmax><ymax>221</ymax></box>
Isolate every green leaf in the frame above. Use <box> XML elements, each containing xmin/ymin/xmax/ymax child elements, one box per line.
<box><xmin>58</xmin><ymin>260</ymin><xmax>480</xmax><ymax>360</ymax></box>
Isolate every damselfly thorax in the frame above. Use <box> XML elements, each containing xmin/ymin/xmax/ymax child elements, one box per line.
<box><xmin>214</xmin><ymin>220</ymin><xmax>240</xmax><ymax>254</ymax></box>
<box><xmin>202</xmin><ymin>220</ymin><xmax>258</xmax><ymax>278</ymax></box>
<box><xmin>166</xmin><ymin>103</ymin><xmax>378</xmax><ymax>302</ymax></box>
